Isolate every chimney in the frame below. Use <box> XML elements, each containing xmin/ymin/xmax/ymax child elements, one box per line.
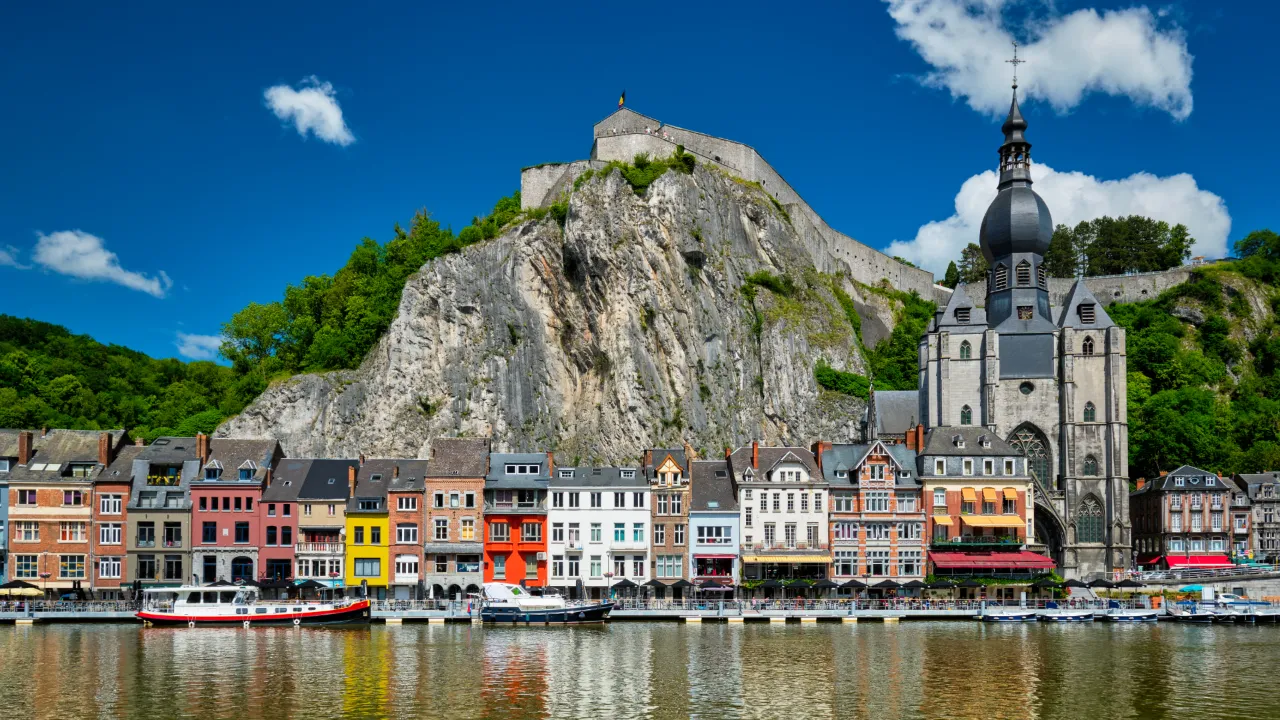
<box><xmin>98</xmin><ymin>432</ymin><xmax>112</xmax><ymax>466</ymax></box>
<box><xmin>135</xmin><ymin>437</ymin><xmax>144</xmax><ymax>447</ymax></box>
<box><xmin>752</xmin><ymin>441</ymin><xmax>759</xmax><ymax>469</ymax></box>
<box><xmin>18</xmin><ymin>431</ymin><xmax>33</xmax><ymax>466</ymax></box>
<box><xmin>917</xmin><ymin>424</ymin><xmax>925</xmax><ymax>452</ymax></box>
<box><xmin>348</xmin><ymin>465</ymin><xmax>357</xmax><ymax>497</ymax></box>
<box><xmin>393</xmin><ymin>465</ymin><xmax>400</xmax><ymax>480</ymax></box>
<box><xmin>724</xmin><ymin>446</ymin><xmax>731</xmax><ymax>459</ymax></box>
<box><xmin>265</xmin><ymin>467</ymin><xmax>273</xmax><ymax>488</ymax></box>
<box><xmin>196</xmin><ymin>433</ymin><xmax>209</xmax><ymax>466</ymax></box>
<box><xmin>1159</xmin><ymin>471</ymin><xmax>1168</xmax><ymax>477</ymax></box>
<box><xmin>40</xmin><ymin>427</ymin><xmax>48</xmax><ymax>438</ymax></box>
<box><xmin>812</xmin><ymin>441</ymin><xmax>832</xmax><ymax>470</ymax></box>
<box><xmin>359</xmin><ymin>454</ymin><xmax>366</xmax><ymax>467</ymax></box>
<box><xmin>1136</xmin><ymin>477</ymin><xmax>1146</xmax><ymax>490</ymax></box>
<box><xmin>546</xmin><ymin>451</ymin><xmax>555</xmax><ymax>476</ymax></box>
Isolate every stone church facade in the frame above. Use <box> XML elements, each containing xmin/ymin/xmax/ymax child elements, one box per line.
<box><xmin>916</xmin><ymin>85</ymin><xmax>1132</xmax><ymax>579</ymax></box>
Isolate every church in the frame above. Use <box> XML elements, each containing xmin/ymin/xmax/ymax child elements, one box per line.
<box><xmin>912</xmin><ymin>81</ymin><xmax>1132</xmax><ymax>579</ymax></box>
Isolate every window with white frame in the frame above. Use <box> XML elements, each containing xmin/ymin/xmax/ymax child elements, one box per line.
<box><xmin>933</xmin><ymin>489</ymin><xmax>946</xmax><ymax>507</ymax></box>
<box><xmin>395</xmin><ymin>556</ymin><xmax>419</xmax><ymax>577</ymax></box>
<box><xmin>834</xmin><ymin>521</ymin><xmax>857</xmax><ymax>540</ymax></box>
<box><xmin>653</xmin><ymin>524</ymin><xmax>664</xmax><ymax>545</ymax></box>
<box><xmin>674</xmin><ymin>524</ymin><xmax>685</xmax><ymax>545</ymax></box>
<box><xmin>963</xmin><ymin>459</ymin><xmax>974</xmax><ymax>476</ymax></box>
<box><xmin>815</xmin><ymin>493</ymin><xmax>823</xmax><ymax>512</ymax></box>
<box><xmin>869</xmin><ymin>465</ymin><xmax>885</xmax><ymax>481</ymax></box>
<box><xmin>397</xmin><ymin>523</ymin><xmax>418</xmax><ymax>544</ymax></box>
<box><xmin>99</xmin><ymin>494</ymin><xmax>122</xmax><ymax>514</ymax></box>
<box><xmin>834</xmin><ymin>550</ymin><xmax>857</xmax><ymax>575</ymax></box>
<box><xmin>397</xmin><ymin>496</ymin><xmax>418</xmax><ymax>511</ymax></box>
<box><xmin>834</xmin><ymin>493</ymin><xmax>854</xmax><ymax>513</ymax></box>
<box><xmin>590</xmin><ymin>523</ymin><xmax>601</xmax><ymax>543</ymax></box>
<box><xmin>898</xmin><ymin>549</ymin><xmax>922</xmax><ymax>576</ymax></box>
<box><xmin>896</xmin><ymin>494</ymin><xmax>916</xmax><ymax>512</ymax></box>
<box><xmin>98</xmin><ymin>556</ymin><xmax>121</xmax><ymax>579</ymax></box>
<box><xmin>552</xmin><ymin>555</ymin><xmax>564</xmax><ymax>577</ymax></box>
<box><xmin>865</xmin><ymin>523</ymin><xmax>891</xmax><ymax>540</ymax></box>
<box><xmin>744</xmin><ymin>507</ymin><xmax>753</xmax><ymax>528</ymax></box>
<box><xmin>865</xmin><ymin>491</ymin><xmax>890</xmax><ymax>513</ymax></box>
<box><xmin>1004</xmin><ymin>459</ymin><xmax>1015</xmax><ymax>475</ymax></box>
<box><xmin>983</xmin><ymin>459</ymin><xmax>994</xmax><ymax>475</ymax></box>
<box><xmin>60</xmin><ymin>521</ymin><xmax>86</xmax><ymax>542</ymax></box>
<box><xmin>551</xmin><ymin>523</ymin><xmax>564</xmax><ymax>543</ymax></box>
<box><xmin>99</xmin><ymin>523</ymin><xmax>122</xmax><ymax>545</ymax></box>
<box><xmin>866</xmin><ymin>550</ymin><xmax>890</xmax><ymax>575</ymax></box>
<box><xmin>1169</xmin><ymin>538</ymin><xmax>1184</xmax><ymax>552</ymax></box>
<box><xmin>696</xmin><ymin>526</ymin><xmax>731</xmax><ymax>544</ymax></box>
<box><xmin>935</xmin><ymin>459</ymin><xmax>946</xmax><ymax>475</ymax></box>
<box><xmin>14</xmin><ymin>521</ymin><xmax>38</xmax><ymax>542</ymax></box>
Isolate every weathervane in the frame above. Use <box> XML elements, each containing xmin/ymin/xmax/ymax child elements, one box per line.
<box><xmin>1006</xmin><ymin>41</ymin><xmax>1025</xmax><ymax>88</ymax></box>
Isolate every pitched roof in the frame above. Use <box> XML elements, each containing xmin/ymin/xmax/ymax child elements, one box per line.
<box><xmin>548</xmin><ymin>466</ymin><xmax>645</xmax><ymax>489</ymax></box>
<box><xmin>935</xmin><ymin>284</ymin><xmax>987</xmax><ymax>329</ymax></box>
<box><xmin>920</xmin><ymin>427</ymin><xmax>1019</xmax><ymax>457</ymax></box>
<box><xmin>349</xmin><ymin>460</ymin><xmax>397</xmax><ymax>509</ymax></box>
<box><xmin>1233</xmin><ymin>472</ymin><xmax>1280</xmax><ymax>499</ymax></box>
<box><xmin>99</xmin><ymin>444</ymin><xmax>144</xmax><ymax>484</ymax></box>
<box><xmin>0</xmin><ymin>428</ymin><xmax>125</xmax><ymax>483</ymax></box>
<box><xmin>1133</xmin><ymin>465</ymin><xmax>1227</xmax><ymax>494</ymax></box>
<box><xmin>364</xmin><ymin>458</ymin><xmax>430</xmax><ymax>493</ymax></box>
<box><xmin>690</xmin><ymin>460</ymin><xmax>737</xmax><ymax>511</ymax></box>
<box><xmin>820</xmin><ymin>443</ymin><xmax>919</xmax><ymax>488</ymax></box>
<box><xmin>644</xmin><ymin>448</ymin><xmax>688</xmax><ymax>479</ymax></box>
<box><xmin>270</xmin><ymin>458</ymin><xmax>360</xmax><ymax>502</ymax></box>
<box><xmin>486</xmin><ymin>453</ymin><xmax>552</xmax><ymax>489</ymax></box>
<box><xmin>726</xmin><ymin>445</ymin><xmax>820</xmax><ymax>483</ymax></box>
<box><xmin>866</xmin><ymin>390</ymin><xmax>921</xmax><ymax>437</ymax></box>
<box><xmin>426</xmin><ymin>438</ymin><xmax>491</xmax><ymax>478</ymax></box>
<box><xmin>201</xmin><ymin>438</ymin><xmax>281</xmax><ymax>483</ymax></box>
<box><xmin>125</xmin><ymin>438</ymin><xmax>201</xmax><ymax>510</ymax></box>
<box><xmin>1057</xmin><ymin>279</ymin><xmax>1115</xmax><ymax>330</ymax></box>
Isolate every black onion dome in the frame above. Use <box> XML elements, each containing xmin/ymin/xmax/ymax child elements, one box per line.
<box><xmin>979</xmin><ymin>185</ymin><xmax>1052</xmax><ymax>262</ymax></box>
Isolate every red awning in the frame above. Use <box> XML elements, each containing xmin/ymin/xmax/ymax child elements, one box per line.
<box><xmin>1164</xmin><ymin>554</ymin><xmax>1234</xmax><ymax>569</ymax></box>
<box><xmin>693</xmin><ymin>554</ymin><xmax>737</xmax><ymax>559</ymax></box>
<box><xmin>1135</xmin><ymin>553</ymin><xmax>1162</xmax><ymax>567</ymax></box>
<box><xmin>929</xmin><ymin>551</ymin><xmax>1055</xmax><ymax>570</ymax></box>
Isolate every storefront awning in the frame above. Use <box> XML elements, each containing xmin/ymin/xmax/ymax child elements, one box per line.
<box><xmin>930</xmin><ymin>551</ymin><xmax>1054</xmax><ymax>570</ymax></box>
<box><xmin>1164</xmin><ymin>554</ymin><xmax>1234</xmax><ymax>569</ymax></box>
<box><xmin>961</xmin><ymin>515</ymin><xmax>1024</xmax><ymax>528</ymax></box>
<box><xmin>961</xmin><ymin>488</ymin><xmax>977</xmax><ymax>502</ymax></box>
<box><xmin>1002</xmin><ymin>487</ymin><xmax>1017</xmax><ymax>500</ymax></box>
<box><xmin>981</xmin><ymin>487</ymin><xmax>998</xmax><ymax>502</ymax></box>
<box><xmin>742</xmin><ymin>555</ymin><xmax>830</xmax><ymax>564</ymax></box>
<box><xmin>932</xmin><ymin>515</ymin><xmax>954</xmax><ymax>526</ymax></box>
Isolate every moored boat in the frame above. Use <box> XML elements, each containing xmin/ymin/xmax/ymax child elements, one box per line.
<box><xmin>479</xmin><ymin>583</ymin><xmax>613</xmax><ymax>624</ymax></box>
<box><xmin>136</xmin><ymin>585</ymin><xmax>370</xmax><ymax>626</ymax></box>
<box><xmin>1097</xmin><ymin>600</ymin><xmax>1159</xmax><ymax>623</ymax></box>
<box><xmin>980</xmin><ymin>609</ymin><xmax>1038</xmax><ymax>622</ymax></box>
<box><xmin>1038</xmin><ymin>601</ymin><xmax>1094</xmax><ymax>622</ymax></box>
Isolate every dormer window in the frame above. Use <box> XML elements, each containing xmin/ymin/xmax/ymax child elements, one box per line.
<box><xmin>1016</xmin><ymin>260</ymin><xmax>1031</xmax><ymax>287</ymax></box>
<box><xmin>1078</xmin><ymin>303</ymin><xmax>1096</xmax><ymax>324</ymax></box>
<box><xmin>952</xmin><ymin>435</ymin><xmax>965</xmax><ymax>449</ymax></box>
<box><xmin>0</xmin><ymin>459</ymin><xmax>9</xmax><ymax>472</ymax></box>
<box><xmin>994</xmin><ymin>264</ymin><xmax>1009</xmax><ymax>291</ymax></box>
<box><xmin>980</xmin><ymin>436</ymin><xmax>991</xmax><ymax>448</ymax></box>
<box><xmin>1174</xmin><ymin>477</ymin><xmax>1185</xmax><ymax>487</ymax></box>
<box><xmin>239</xmin><ymin>468</ymin><xmax>254</xmax><ymax>481</ymax></box>
<box><xmin>835</xmin><ymin>469</ymin><xmax>847</xmax><ymax>479</ymax></box>
<box><xmin>956</xmin><ymin>308</ymin><xmax>971</xmax><ymax>324</ymax></box>
<box><xmin>620</xmin><ymin>469</ymin><xmax>635</xmax><ymax>479</ymax></box>
<box><xmin>204</xmin><ymin>468</ymin><xmax>221</xmax><ymax>480</ymax></box>
<box><xmin>558</xmin><ymin>469</ymin><xmax>574</xmax><ymax>479</ymax></box>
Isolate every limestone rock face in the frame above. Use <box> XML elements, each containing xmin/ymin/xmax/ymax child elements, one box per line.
<box><xmin>218</xmin><ymin>166</ymin><xmax>877</xmax><ymax>461</ymax></box>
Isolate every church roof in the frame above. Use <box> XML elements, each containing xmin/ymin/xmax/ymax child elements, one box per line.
<box><xmin>935</xmin><ymin>284</ymin><xmax>987</xmax><ymax>329</ymax></box>
<box><xmin>1057</xmin><ymin>279</ymin><xmax>1115</xmax><ymax>330</ymax></box>
<box><xmin>865</xmin><ymin>390</ymin><xmax>921</xmax><ymax>437</ymax></box>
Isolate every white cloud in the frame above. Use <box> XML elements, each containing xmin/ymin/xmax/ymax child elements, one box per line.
<box><xmin>0</xmin><ymin>245</ymin><xmax>23</xmax><ymax>268</ymax></box>
<box><xmin>885</xmin><ymin>0</ymin><xmax>1194</xmax><ymax>119</ymax></box>
<box><xmin>264</xmin><ymin>75</ymin><xmax>355</xmax><ymax>146</ymax></box>
<box><xmin>176</xmin><ymin>332</ymin><xmax>223</xmax><ymax>361</ymax></box>
<box><xmin>886</xmin><ymin>163</ymin><xmax>1231</xmax><ymax>273</ymax></box>
<box><xmin>33</xmin><ymin>230</ymin><xmax>172</xmax><ymax>297</ymax></box>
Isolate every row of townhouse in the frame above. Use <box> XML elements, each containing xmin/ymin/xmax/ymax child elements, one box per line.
<box><xmin>1131</xmin><ymin>466</ymin><xmax>1280</xmax><ymax>569</ymax></box>
<box><xmin>1</xmin><ymin>426</ymin><xmax>1054</xmax><ymax>600</ymax></box>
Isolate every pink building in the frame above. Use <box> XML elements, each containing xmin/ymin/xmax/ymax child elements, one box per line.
<box><xmin>189</xmin><ymin>436</ymin><xmax>282</xmax><ymax>584</ymax></box>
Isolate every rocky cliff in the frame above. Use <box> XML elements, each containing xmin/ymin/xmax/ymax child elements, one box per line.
<box><xmin>219</xmin><ymin>164</ymin><xmax>901</xmax><ymax>462</ymax></box>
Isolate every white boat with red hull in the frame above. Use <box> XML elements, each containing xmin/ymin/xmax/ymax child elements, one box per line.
<box><xmin>137</xmin><ymin>585</ymin><xmax>370</xmax><ymax>626</ymax></box>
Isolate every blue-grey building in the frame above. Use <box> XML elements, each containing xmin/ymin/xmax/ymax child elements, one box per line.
<box><xmin>689</xmin><ymin>459</ymin><xmax>739</xmax><ymax>588</ymax></box>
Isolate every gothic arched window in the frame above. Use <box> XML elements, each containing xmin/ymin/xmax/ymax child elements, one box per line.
<box><xmin>994</xmin><ymin>264</ymin><xmax>1009</xmax><ymax>291</ymax></box>
<box><xmin>1008</xmin><ymin>424</ymin><xmax>1053</xmax><ymax>492</ymax></box>
<box><xmin>1077</xmin><ymin>496</ymin><xmax>1104</xmax><ymax>543</ymax></box>
<box><xmin>1083</xmin><ymin>455</ymin><xmax>1098</xmax><ymax>476</ymax></box>
<box><xmin>1016</xmin><ymin>260</ymin><xmax>1032</xmax><ymax>287</ymax></box>
<box><xmin>959</xmin><ymin>340</ymin><xmax>972</xmax><ymax>360</ymax></box>
<box><xmin>960</xmin><ymin>405</ymin><xmax>972</xmax><ymax>425</ymax></box>
<box><xmin>1082</xmin><ymin>336</ymin><xmax>1095</xmax><ymax>356</ymax></box>
<box><xmin>1083</xmin><ymin>402</ymin><xmax>1097</xmax><ymax>423</ymax></box>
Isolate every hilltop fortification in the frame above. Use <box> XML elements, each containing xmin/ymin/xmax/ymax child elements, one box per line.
<box><xmin>522</xmin><ymin>108</ymin><xmax>947</xmax><ymax>303</ymax></box>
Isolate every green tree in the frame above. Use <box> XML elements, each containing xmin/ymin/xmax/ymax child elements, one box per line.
<box><xmin>1082</xmin><ymin>216</ymin><xmax>1194</xmax><ymax>276</ymax></box>
<box><xmin>1043</xmin><ymin>223</ymin><xmax>1085</xmax><ymax>277</ymax></box>
<box><xmin>1235</xmin><ymin>229</ymin><xmax>1280</xmax><ymax>260</ymax></box>
<box><xmin>221</xmin><ymin>301</ymin><xmax>289</xmax><ymax>376</ymax></box>
<box><xmin>942</xmin><ymin>261</ymin><xmax>959</xmax><ymax>289</ymax></box>
<box><xmin>957</xmin><ymin>243</ymin><xmax>988</xmax><ymax>285</ymax></box>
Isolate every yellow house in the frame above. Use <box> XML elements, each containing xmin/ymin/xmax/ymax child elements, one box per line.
<box><xmin>344</xmin><ymin>479</ymin><xmax>390</xmax><ymax>599</ymax></box>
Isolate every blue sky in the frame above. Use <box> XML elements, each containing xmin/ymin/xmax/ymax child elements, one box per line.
<box><xmin>2</xmin><ymin>1</ymin><xmax>1276</xmax><ymax>361</ymax></box>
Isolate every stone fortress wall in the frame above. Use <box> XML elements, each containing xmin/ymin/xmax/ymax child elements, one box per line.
<box><xmin>520</xmin><ymin>109</ymin><xmax>1195</xmax><ymax>310</ymax></box>
<box><xmin>521</xmin><ymin>109</ymin><xmax>944</xmax><ymax>302</ymax></box>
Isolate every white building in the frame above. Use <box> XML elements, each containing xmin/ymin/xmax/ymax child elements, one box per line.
<box><xmin>547</xmin><ymin>466</ymin><xmax>649</xmax><ymax>600</ymax></box>
<box><xmin>729</xmin><ymin>443</ymin><xmax>830</xmax><ymax>580</ymax></box>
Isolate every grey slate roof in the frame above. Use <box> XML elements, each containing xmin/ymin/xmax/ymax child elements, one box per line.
<box><xmin>100</xmin><ymin>445</ymin><xmax>144</xmax><ymax>484</ymax></box>
<box><xmin>1131</xmin><ymin>465</ymin><xmax>1227</xmax><ymax>496</ymax></box>
<box><xmin>125</xmin><ymin>437</ymin><xmax>200</xmax><ymax>510</ymax></box>
<box><xmin>644</xmin><ymin>448</ymin><xmax>688</xmax><ymax>479</ymax></box>
<box><xmin>270</xmin><ymin>459</ymin><xmax>359</xmax><ymax>502</ymax></box>
<box><xmin>1057</xmin><ymin>279</ymin><xmax>1115</xmax><ymax>330</ymax></box>
<box><xmin>820</xmin><ymin>443</ymin><xmax>920</xmax><ymax>488</ymax></box>
<box><xmin>199</xmin><ymin>438</ymin><xmax>281</xmax><ymax>483</ymax></box>
<box><xmin>549</xmin><ymin>466</ymin><xmax>646</xmax><ymax>489</ymax></box>
<box><xmin>935</xmin><ymin>284</ymin><xmax>988</xmax><ymax>329</ymax></box>
<box><xmin>349</xmin><ymin>460</ymin><xmax>396</xmax><ymax>511</ymax></box>
<box><xmin>486</xmin><ymin>452</ymin><xmax>552</xmax><ymax>489</ymax></box>
<box><xmin>920</xmin><ymin>427</ymin><xmax>1020</xmax><ymax>457</ymax></box>
<box><xmin>0</xmin><ymin>428</ymin><xmax>125</xmax><ymax>483</ymax></box>
<box><xmin>426</xmin><ymin>438</ymin><xmax>491</xmax><ymax>478</ymax></box>
<box><xmin>866</xmin><ymin>390</ymin><xmax>922</xmax><ymax>437</ymax></box>
<box><xmin>362</xmin><ymin>458</ymin><xmax>429</xmax><ymax>493</ymax></box>
<box><xmin>1234</xmin><ymin>473</ymin><xmax>1280</xmax><ymax>500</ymax></box>
<box><xmin>726</xmin><ymin>445</ymin><xmax>821</xmax><ymax>484</ymax></box>
<box><xmin>691</xmin><ymin>460</ymin><xmax>737</xmax><ymax>511</ymax></box>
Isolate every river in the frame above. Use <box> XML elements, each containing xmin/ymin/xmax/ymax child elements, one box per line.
<box><xmin>0</xmin><ymin>622</ymin><xmax>1275</xmax><ymax>719</ymax></box>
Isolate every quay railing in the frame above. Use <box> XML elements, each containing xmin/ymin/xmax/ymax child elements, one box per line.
<box><xmin>1132</xmin><ymin>565</ymin><xmax>1280</xmax><ymax>582</ymax></box>
<box><xmin>371</xmin><ymin>599</ymin><xmax>475</xmax><ymax>614</ymax></box>
<box><xmin>609</xmin><ymin>598</ymin><xmax>1150</xmax><ymax>612</ymax></box>
<box><xmin>0</xmin><ymin>600</ymin><xmax>138</xmax><ymax>613</ymax></box>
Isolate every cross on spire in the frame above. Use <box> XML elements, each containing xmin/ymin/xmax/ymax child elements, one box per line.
<box><xmin>1006</xmin><ymin>41</ymin><xmax>1025</xmax><ymax>88</ymax></box>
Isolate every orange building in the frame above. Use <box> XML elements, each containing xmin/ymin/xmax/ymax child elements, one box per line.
<box><xmin>482</xmin><ymin>452</ymin><xmax>550</xmax><ymax>587</ymax></box>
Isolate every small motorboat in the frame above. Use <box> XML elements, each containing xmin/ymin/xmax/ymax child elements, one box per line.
<box><xmin>480</xmin><ymin>583</ymin><xmax>613</xmax><ymax>624</ymax></box>
<box><xmin>1038</xmin><ymin>601</ymin><xmax>1094</xmax><ymax>622</ymax></box>
<box><xmin>1171</xmin><ymin>602</ymin><xmax>1216</xmax><ymax>623</ymax></box>
<box><xmin>980</xmin><ymin>608</ymin><xmax>1038</xmax><ymax>622</ymax></box>
<box><xmin>1097</xmin><ymin>600</ymin><xmax>1159</xmax><ymax>623</ymax></box>
<box><xmin>137</xmin><ymin>584</ymin><xmax>370</xmax><ymax>626</ymax></box>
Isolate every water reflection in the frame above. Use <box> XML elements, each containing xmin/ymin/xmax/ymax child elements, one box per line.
<box><xmin>2</xmin><ymin>622</ymin><xmax>1280</xmax><ymax>719</ymax></box>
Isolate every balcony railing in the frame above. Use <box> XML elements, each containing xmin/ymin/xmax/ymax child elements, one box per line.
<box><xmin>296</xmin><ymin>542</ymin><xmax>344</xmax><ymax>554</ymax></box>
<box><xmin>742</xmin><ymin>543</ymin><xmax>830</xmax><ymax>552</ymax></box>
<box><xmin>609</xmin><ymin>540</ymin><xmax>649</xmax><ymax>551</ymax></box>
<box><xmin>136</xmin><ymin>540</ymin><xmax>155</xmax><ymax>548</ymax></box>
<box><xmin>484</xmin><ymin>500</ymin><xmax>547</xmax><ymax>513</ymax></box>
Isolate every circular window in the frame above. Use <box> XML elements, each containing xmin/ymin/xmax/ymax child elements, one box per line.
<box><xmin>1019</xmin><ymin>382</ymin><xmax>1034</xmax><ymax>395</ymax></box>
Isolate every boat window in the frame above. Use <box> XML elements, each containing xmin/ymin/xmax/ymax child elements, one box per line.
<box><xmin>220</xmin><ymin>592</ymin><xmax>236</xmax><ymax>603</ymax></box>
<box><xmin>186</xmin><ymin>593</ymin><xmax>202</xmax><ymax>603</ymax></box>
<box><xmin>236</xmin><ymin>608</ymin><xmax>248</xmax><ymax>615</ymax></box>
<box><xmin>275</xmin><ymin>608</ymin><xmax>288</xmax><ymax>613</ymax></box>
<box><xmin>255</xmin><ymin>608</ymin><xmax>268</xmax><ymax>614</ymax></box>
<box><xmin>203</xmin><ymin>592</ymin><xmax>219</xmax><ymax>603</ymax></box>
<box><xmin>293</xmin><ymin>608</ymin><xmax>302</xmax><ymax>612</ymax></box>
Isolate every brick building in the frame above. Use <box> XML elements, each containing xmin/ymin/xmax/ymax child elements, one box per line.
<box><xmin>1131</xmin><ymin>465</ymin><xmax>1235</xmax><ymax>571</ymax></box>
<box><xmin>380</xmin><ymin>458</ymin><xmax>429</xmax><ymax>600</ymax></box>
<box><xmin>424</xmin><ymin>438</ymin><xmax>489</xmax><ymax>599</ymax></box>
<box><xmin>95</xmin><ymin>441</ymin><xmax>144</xmax><ymax>598</ymax></box>
<box><xmin>644</xmin><ymin>447</ymin><xmax>691</xmax><ymax>587</ymax></box>
<box><xmin>190</xmin><ymin>436</ymin><xmax>282</xmax><ymax>583</ymax></box>
<box><xmin>3</xmin><ymin>429</ymin><xmax>125</xmax><ymax>596</ymax></box>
